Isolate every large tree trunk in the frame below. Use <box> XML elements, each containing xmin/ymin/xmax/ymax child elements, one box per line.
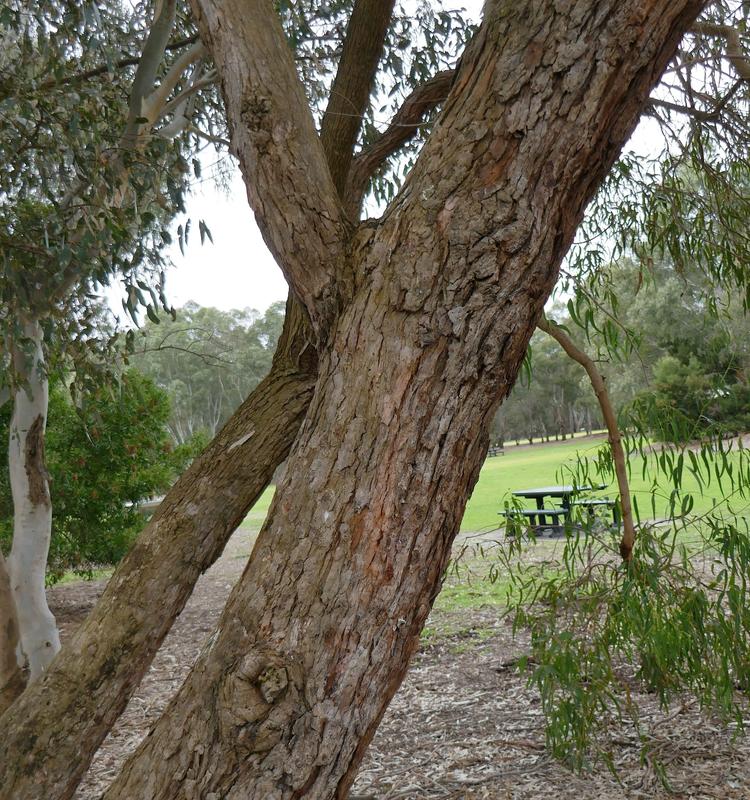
<box><xmin>0</xmin><ymin>550</ymin><xmax>24</xmax><ymax>715</ymax></box>
<box><xmin>1</xmin><ymin>0</ymin><xmax>706</xmax><ymax>797</ymax></box>
<box><xmin>0</xmin><ymin>300</ymin><xmax>317</xmax><ymax>800</ymax></box>
<box><xmin>7</xmin><ymin>320</ymin><xmax>60</xmax><ymax>681</ymax></box>
<box><xmin>98</xmin><ymin>1</ymin><xmax>704</xmax><ymax>797</ymax></box>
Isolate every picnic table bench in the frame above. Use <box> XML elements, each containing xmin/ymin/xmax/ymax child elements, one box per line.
<box><xmin>500</xmin><ymin>484</ymin><xmax>617</xmax><ymax>536</ymax></box>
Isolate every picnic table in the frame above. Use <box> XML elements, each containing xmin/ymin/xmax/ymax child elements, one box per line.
<box><xmin>502</xmin><ymin>484</ymin><xmax>617</xmax><ymax>534</ymax></box>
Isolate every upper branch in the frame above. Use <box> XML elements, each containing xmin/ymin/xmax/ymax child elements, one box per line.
<box><xmin>319</xmin><ymin>0</ymin><xmax>396</xmax><ymax>201</ymax></box>
<box><xmin>345</xmin><ymin>69</ymin><xmax>454</xmax><ymax>217</ymax></box>
<box><xmin>122</xmin><ymin>0</ymin><xmax>178</xmax><ymax>148</ymax></box>
<box><xmin>190</xmin><ymin>0</ymin><xmax>350</xmax><ymax>339</ymax></box>
<box><xmin>692</xmin><ymin>21</ymin><xmax>750</xmax><ymax>82</ymax></box>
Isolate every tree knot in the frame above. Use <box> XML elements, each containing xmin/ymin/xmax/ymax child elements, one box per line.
<box><xmin>218</xmin><ymin>647</ymin><xmax>299</xmax><ymax>755</ymax></box>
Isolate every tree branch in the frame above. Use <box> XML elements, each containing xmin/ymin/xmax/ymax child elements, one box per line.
<box><xmin>157</xmin><ymin>70</ymin><xmax>217</xmax><ymax>123</ymax></box>
<box><xmin>648</xmin><ymin>96</ymin><xmax>720</xmax><ymax>121</ymax></box>
<box><xmin>122</xmin><ymin>0</ymin><xmax>178</xmax><ymax>148</ymax></box>
<box><xmin>692</xmin><ymin>21</ymin><xmax>750</xmax><ymax>82</ymax></box>
<box><xmin>36</xmin><ymin>35</ymin><xmax>200</xmax><ymax>91</ymax></box>
<box><xmin>319</xmin><ymin>0</ymin><xmax>396</xmax><ymax>201</ymax></box>
<box><xmin>537</xmin><ymin>316</ymin><xmax>636</xmax><ymax>562</ymax></box>
<box><xmin>345</xmin><ymin>69</ymin><xmax>454</xmax><ymax>218</ymax></box>
<box><xmin>190</xmin><ymin>0</ymin><xmax>349</xmax><ymax>339</ymax></box>
<box><xmin>142</xmin><ymin>41</ymin><xmax>207</xmax><ymax>123</ymax></box>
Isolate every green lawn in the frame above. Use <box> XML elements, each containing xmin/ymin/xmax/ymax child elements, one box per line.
<box><xmin>461</xmin><ymin>434</ymin><xmax>750</xmax><ymax>532</ymax></box>
<box><xmin>242</xmin><ymin>433</ymin><xmax>750</xmax><ymax>534</ymax></box>
<box><xmin>241</xmin><ymin>484</ymin><xmax>275</xmax><ymax>528</ymax></box>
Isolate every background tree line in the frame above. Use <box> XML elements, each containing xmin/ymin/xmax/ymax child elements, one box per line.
<box><xmin>131</xmin><ymin>300</ymin><xmax>285</xmax><ymax>443</ymax></box>
<box><xmin>492</xmin><ymin>256</ymin><xmax>750</xmax><ymax>446</ymax></box>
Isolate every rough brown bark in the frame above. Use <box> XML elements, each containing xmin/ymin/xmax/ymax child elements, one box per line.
<box><xmin>0</xmin><ymin>1</ymin><xmax>388</xmax><ymax>788</ymax></box>
<box><xmin>319</xmin><ymin>0</ymin><xmax>396</xmax><ymax>199</ymax></box>
<box><xmin>101</xmin><ymin>1</ymin><xmax>705</xmax><ymax>798</ymax></box>
<box><xmin>0</xmin><ymin>300</ymin><xmax>317</xmax><ymax>800</ymax></box>
<box><xmin>537</xmin><ymin>316</ymin><xmax>636</xmax><ymax>560</ymax></box>
<box><xmin>190</xmin><ymin>0</ymin><xmax>350</xmax><ymax>338</ymax></box>
<box><xmin>0</xmin><ymin>551</ymin><xmax>25</xmax><ymax>716</ymax></box>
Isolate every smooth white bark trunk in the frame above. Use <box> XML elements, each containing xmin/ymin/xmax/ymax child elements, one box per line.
<box><xmin>7</xmin><ymin>320</ymin><xmax>60</xmax><ymax>681</ymax></box>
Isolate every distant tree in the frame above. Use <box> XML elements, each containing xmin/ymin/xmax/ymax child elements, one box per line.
<box><xmin>132</xmin><ymin>301</ymin><xmax>285</xmax><ymax>442</ymax></box>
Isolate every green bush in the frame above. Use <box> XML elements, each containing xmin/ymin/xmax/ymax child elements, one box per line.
<box><xmin>630</xmin><ymin>354</ymin><xmax>750</xmax><ymax>443</ymax></box>
<box><xmin>0</xmin><ymin>371</ymin><xmax>200</xmax><ymax>581</ymax></box>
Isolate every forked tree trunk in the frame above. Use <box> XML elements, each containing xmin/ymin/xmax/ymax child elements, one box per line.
<box><xmin>99</xmin><ymin>1</ymin><xmax>703</xmax><ymax>797</ymax></box>
<box><xmin>0</xmin><ymin>0</ymin><xmax>391</xmax><ymax>786</ymax></box>
<box><xmin>7</xmin><ymin>320</ymin><xmax>60</xmax><ymax>681</ymax></box>
<box><xmin>0</xmin><ymin>300</ymin><xmax>317</xmax><ymax>800</ymax></box>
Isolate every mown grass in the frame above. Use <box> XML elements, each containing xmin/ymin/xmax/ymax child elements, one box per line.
<box><xmin>56</xmin><ymin>434</ymin><xmax>749</xmax><ymax>589</ymax></box>
<box><xmin>460</xmin><ymin>434</ymin><xmax>750</xmax><ymax>532</ymax></box>
<box><xmin>242</xmin><ymin>433</ymin><xmax>750</xmax><ymax>535</ymax></box>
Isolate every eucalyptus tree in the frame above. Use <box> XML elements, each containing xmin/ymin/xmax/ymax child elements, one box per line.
<box><xmin>2</xmin><ymin>0</ymin><xmax>735</xmax><ymax>797</ymax></box>
<box><xmin>0</xmin><ymin>0</ymin><xmax>222</xmax><ymax>690</ymax></box>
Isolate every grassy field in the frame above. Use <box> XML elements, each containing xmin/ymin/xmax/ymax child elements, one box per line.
<box><xmin>244</xmin><ymin>432</ymin><xmax>750</xmax><ymax>534</ymax></box>
<box><xmin>57</xmin><ymin>434</ymin><xmax>750</xmax><ymax>615</ymax></box>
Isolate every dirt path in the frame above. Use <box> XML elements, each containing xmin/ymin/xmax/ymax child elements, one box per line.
<box><xmin>46</xmin><ymin>527</ymin><xmax>750</xmax><ymax>800</ymax></box>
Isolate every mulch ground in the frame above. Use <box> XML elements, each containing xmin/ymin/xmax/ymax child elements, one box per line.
<box><xmin>47</xmin><ymin>528</ymin><xmax>750</xmax><ymax>800</ymax></box>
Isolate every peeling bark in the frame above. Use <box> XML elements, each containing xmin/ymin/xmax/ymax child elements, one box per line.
<box><xmin>23</xmin><ymin>415</ymin><xmax>50</xmax><ymax>509</ymax></box>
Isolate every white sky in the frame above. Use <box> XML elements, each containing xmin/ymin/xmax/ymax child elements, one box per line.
<box><xmin>108</xmin><ymin>0</ymin><xmax>664</xmax><ymax>319</ymax></box>
<box><xmin>162</xmin><ymin>168</ymin><xmax>288</xmax><ymax>313</ymax></box>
